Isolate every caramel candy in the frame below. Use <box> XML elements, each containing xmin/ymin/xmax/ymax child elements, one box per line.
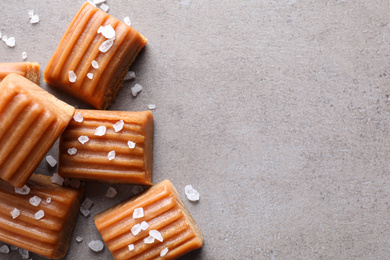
<box><xmin>58</xmin><ymin>109</ymin><xmax>153</xmax><ymax>185</ymax></box>
<box><xmin>0</xmin><ymin>74</ymin><xmax>75</xmax><ymax>187</ymax></box>
<box><xmin>0</xmin><ymin>174</ymin><xmax>84</xmax><ymax>259</ymax></box>
<box><xmin>95</xmin><ymin>180</ymin><xmax>203</xmax><ymax>260</ymax></box>
<box><xmin>44</xmin><ymin>2</ymin><xmax>147</xmax><ymax>109</ymax></box>
<box><xmin>0</xmin><ymin>62</ymin><xmax>39</xmax><ymax>85</ymax></box>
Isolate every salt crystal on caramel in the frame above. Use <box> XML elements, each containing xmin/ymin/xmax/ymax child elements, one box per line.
<box><xmin>0</xmin><ymin>62</ymin><xmax>39</xmax><ymax>85</ymax></box>
<box><xmin>58</xmin><ymin>109</ymin><xmax>153</xmax><ymax>185</ymax></box>
<box><xmin>44</xmin><ymin>2</ymin><xmax>147</xmax><ymax>109</ymax></box>
<box><xmin>0</xmin><ymin>74</ymin><xmax>75</xmax><ymax>187</ymax></box>
<box><xmin>94</xmin><ymin>180</ymin><xmax>203</xmax><ymax>260</ymax></box>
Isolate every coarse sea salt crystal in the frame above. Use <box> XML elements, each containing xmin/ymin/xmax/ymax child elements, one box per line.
<box><xmin>113</xmin><ymin>120</ymin><xmax>124</xmax><ymax>132</ymax></box>
<box><xmin>95</xmin><ymin>125</ymin><xmax>106</xmax><ymax>136</ymax></box>
<box><xmin>87</xmin><ymin>0</ymin><xmax>96</xmax><ymax>6</ymax></box>
<box><xmin>133</xmin><ymin>207</ymin><xmax>144</xmax><ymax>219</ymax></box>
<box><xmin>92</xmin><ymin>60</ymin><xmax>99</xmax><ymax>69</ymax></box>
<box><xmin>100</xmin><ymin>3</ymin><xmax>109</xmax><ymax>12</ymax></box>
<box><xmin>148</xmin><ymin>104</ymin><xmax>156</xmax><ymax>110</ymax></box>
<box><xmin>35</xmin><ymin>210</ymin><xmax>45</xmax><ymax>220</ymax></box>
<box><xmin>128</xmin><ymin>141</ymin><xmax>136</xmax><ymax>149</ymax></box>
<box><xmin>18</xmin><ymin>248</ymin><xmax>29</xmax><ymax>259</ymax></box>
<box><xmin>10</xmin><ymin>245</ymin><xmax>18</xmax><ymax>251</ymax></box>
<box><xmin>2</xmin><ymin>35</ymin><xmax>7</xmax><ymax>42</ymax></box>
<box><xmin>107</xmin><ymin>150</ymin><xmax>115</xmax><ymax>160</ymax></box>
<box><xmin>46</xmin><ymin>155</ymin><xmax>57</xmax><ymax>167</ymax></box>
<box><xmin>93</xmin><ymin>0</ymin><xmax>106</xmax><ymax>4</ymax></box>
<box><xmin>124</xmin><ymin>71</ymin><xmax>136</xmax><ymax>81</ymax></box>
<box><xmin>68</xmin><ymin>147</ymin><xmax>77</xmax><ymax>155</ymax></box>
<box><xmin>160</xmin><ymin>247</ymin><xmax>169</xmax><ymax>257</ymax></box>
<box><xmin>11</xmin><ymin>208</ymin><xmax>20</xmax><ymax>219</ymax></box>
<box><xmin>128</xmin><ymin>244</ymin><xmax>134</xmax><ymax>251</ymax></box>
<box><xmin>87</xmin><ymin>73</ymin><xmax>93</xmax><ymax>79</ymax></box>
<box><xmin>68</xmin><ymin>70</ymin><xmax>77</xmax><ymax>83</ymax></box>
<box><xmin>131</xmin><ymin>223</ymin><xmax>141</xmax><ymax>236</ymax></box>
<box><xmin>28</xmin><ymin>10</ymin><xmax>34</xmax><ymax>19</ymax></box>
<box><xmin>81</xmin><ymin>198</ymin><xmax>94</xmax><ymax>210</ymax></box>
<box><xmin>73</xmin><ymin>112</ymin><xmax>83</xmax><ymax>122</ymax></box>
<box><xmin>29</xmin><ymin>195</ymin><xmax>42</xmax><ymax>206</ymax></box>
<box><xmin>88</xmin><ymin>240</ymin><xmax>104</xmax><ymax>252</ymax></box>
<box><xmin>30</xmin><ymin>14</ymin><xmax>39</xmax><ymax>24</ymax></box>
<box><xmin>106</xmin><ymin>187</ymin><xmax>117</xmax><ymax>198</ymax></box>
<box><xmin>99</xmin><ymin>39</ymin><xmax>114</xmax><ymax>53</ymax></box>
<box><xmin>131</xmin><ymin>185</ymin><xmax>143</xmax><ymax>194</ymax></box>
<box><xmin>140</xmin><ymin>221</ymin><xmax>149</xmax><ymax>230</ymax></box>
<box><xmin>51</xmin><ymin>173</ymin><xmax>64</xmax><ymax>186</ymax></box>
<box><xmin>76</xmin><ymin>236</ymin><xmax>83</xmax><ymax>243</ymax></box>
<box><xmin>144</xmin><ymin>235</ymin><xmax>155</xmax><ymax>244</ymax></box>
<box><xmin>78</xmin><ymin>135</ymin><xmax>89</xmax><ymax>144</ymax></box>
<box><xmin>46</xmin><ymin>197</ymin><xmax>52</xmax><ymax>203</ymax></box>
<box><xmin>15</xmin><ymin>185</ymin><xmax>30</xmax><ymax>195</ymax></box>
<box><xmin>149</xmin><ymin>229</ymin><xmax>163</xmax><ymax>242</ymax></box>
<box><xmin>0</xmin><ymin>245</ymin><xmax>9</xmax><ymax>254</ymax></box>
<box><xmin>64</xmin><ymin>178</ymin><xmax>71</xmax><ymax>186</ymax></box>
<box><xmin>22</xmin><ymin>51</ymin><xmax>27</xmax><ymax>60</ymax></box>
<box><xmin>98</xmin><ymin>25</ymin><xmax>115</xmax><ymax>39</ymax></box>
<box><xmin>80</xmin><ymin>207</ymin><xmax>90</xmax><ymax>217</ymax></box>
<box><xmin>6</xmin><ymin>37</ymin><xmax>15</xmax><ymax>47</ymax></box>
<box><xmin>185</xmin><ymin>185</ymin><xmax>200</xmax><ymax>201</ymax></box>
<box><xmin>124</xmin><ymin>16</ymin><xmax>131</xmax><ymax>26</ymax></box>
<box><xmin>70</xmin><ymin>178</ymin><xmax>81</xmax><ymax>188</ymax></box>
<box><xmin>131</xmin><ymin>84</ymin><xmax>142</xmax><ymax>97</ymax></box>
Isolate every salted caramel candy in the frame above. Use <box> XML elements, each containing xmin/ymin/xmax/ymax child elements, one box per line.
<box><xmin>0</xmin><ymin>174</ymin><xmax>84</xmax><ymax>259</ymax></box>
<box><xmin>95</xmin><ymin>180</ymin><xmax>203</xmax><ymax>260</ymax></box>
<box><xmin>0</xmin><ymin>73</ymin><xmax>75</xmax><ymax>187</ymax></box>
<box><xmin>58</xmin><ymin>109</ymin><xmax>153</xmax><ymax>185</ymax></box>
<box><xmin>0</xmin><ymin>62</ymin><xmax>39</xmax><ymax>84</ymax></box>
<box><xmin>44</xmin><ymin>2</ymin><xmax>147</xmax><ymax>109</ymax></box>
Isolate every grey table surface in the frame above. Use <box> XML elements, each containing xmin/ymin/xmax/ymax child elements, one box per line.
<box><xmin>1</xmin><ymin>0</ymin><xmax>390</xmax><ymax>259</ymax></box>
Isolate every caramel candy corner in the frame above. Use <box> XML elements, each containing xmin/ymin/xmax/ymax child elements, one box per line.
<box><xmin>0</xmin><ymin>174</ymin><xmax>85</xmax><ymax>259</ymax></box>
<box><xmin>58</xmin><ymin>109</ymin><xmax>153</xmax><ymax>185</ymax></box>
<box><xmin>0</xmin><ymin>62</ymin><xmax>40</xmax><ymax>85</ymax></box>
<box><xmin>44</xmin><ymin>2</ymin><xmax>147</xmax><ymax>109</ymax></box>
<box><xmin>0</xmin><ymin>74</ymin><xmax>75</xmax><ymax>187</ymax></box>
<box><xmin>94</xmin><ymin>179</ymin><xmax>203</xmax><ymax>260</ymax></box>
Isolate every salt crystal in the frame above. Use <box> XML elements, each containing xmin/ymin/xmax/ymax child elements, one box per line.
<box><xmin>10</xmin><ymin>245</ymin><xmax>18</xmax><ymax>251</ymax></box>
<box><xmin>81</xmin><ymin>198</ymin><xmax>94</xmax><ymax>210</ymax></box>
<box><xmin>100</xmin><ymin>3</ymin><xmax>109</xmax><ymax>12</ymax></box>
<box><xmin>185</xmin><ymin>185</ymin><xmax>200</xmax><ymax>201</ymax></box>
<box><xmin>18</xmin><ymin>248</ymin><xmax>29</xmax><ymax>259</ymax></box>
<box><xmin>29</xmin><ymin>195</ymin><xmax>42</xmax><ymax>206</ymax></box>
<box><xmin>35</xmin><ymin>210</ymin><xmax>44</xmax><ymax>220</ymax></box>
<box><xmin>6</xmin><ymin>37</ymin><xmax>15</xmax><ymax>47</ymax></box>
<box><xmin>28</xmin><ymin>10</ymin><xmax>34</xmax><ymax>19</ymax></box>
<box><xmin>143</xmin><ymin>235</ymin><xmax>155</xmax><ymax>244</ymax></box>
<box><xmin>2</xmin><ymin>35</ymin><xmax>7</xmax><ymax>42</ymax></box>
<box><xmin>113</xmin><ymin>120</ymin><xmax>124</xmax><ymax>132</ymax></box>
<box><xmin>98</xmin><ymin>25</ymin><xmax>115</xmax><ymax>39</ymax></box>
<box><xmin>131</xmin><ymin>223</ymin><xmax>141</xmax><ymax>236</ymax></box>
<box><xmin>73</xmin><ymin>112</ymin><xmax>83</xmax><ymax>122</ymax></box>
<box><xmin>128</xmin><ymin>141</ymin><xmax>136</xmax><ymax>149</ymax></box>
<box><xmin>133</xmin><ymin>207</ymin><xmax>144</xmax><ymax>219</ymax></box>
<box><xmin>124</xmin><ymin>71</ymin><xmax>136</xmax><ymax>81</ymax></box>
<box><xmin>0</xmin><ymin>32</ymin><xmax>2</xmax><ymax>39</ymax></box>
<box><xmin>11</xmin><ymin>208</ymin><xmax>20</xmax><ymax>219</ymax></box>
<box><xmin>160</xmin><ymin>247</ymin><xmax>169</xmax><ymax>257</ymax></box>
<box><xmin>30</xmin><ymin>14</ymin><xmax>39</xmax><ymax>24</ymax></box>
<box><xmin>22</xmin><ymin>51</ymin><xmax>27</xmax><ymax>60</ymax></box>
<box><xmin>149</xmin><ymin>229</ymin><xmax>163</xmax><ymax>242</ymax></box>
<box><xmin>78</xmin><ymin>135</ymin><xmax>89</xmax><ymax>144</ymax></box>
<box><xmin>128</xmin><ymin>244</ymin><xmax>134</xmax><ymax>251</ymax></box>
<box><xmin>93</xmin><ymin>0</ymin><xmax>106</xmax><ymax>4</ymax></box>
<box><xmin>51</xmin><ymin>174</ymin><xmax>64</xmax><ymax>186</ymax></box>
<box><xmin>70</xmin><ymin>178</ymin><xmax>81</xmax><ymax>188</ymax></box>
<box><xmin>140</xmin><ymin>221</ymin><xmax>149</xmax><ymax>230</ymax></box>
<box><xmin>68</xmin><ymin>70</ymin><xmax>77</xmax><ymax>83</ymax></box>
<box><xmin>46</xmin><ymin>197</ymin><xmax>52</xmax><ymax>203</ymax></box>
<box><xmin>107</xmin><ymin>150</ymin><xmax>115</xmax><ymax>160</ymax></box>
<box><xmin>87</xmin><ymin>73</ymin><xmax>93</xmax><ymax>79</ymax></box>
<box><xmin>105</xmin><ymin>187</ymin><xmax>117</xmax><ymax>198</ymax></box>
<box><xmin>46</xmin><ymin>155</ymin><xmax>57</xmax><ymax>167</ymax></box>
<box><xmin>15</xmin><ymin>185</ymin><xmax>30</xmax><ymax>195</ymax></box>
<box><xmin>68</xmin><ymin>147</ymin><xmax>77</xmax><ymax>155</ymax></box>
<box><xmin>99</xmin><ymin>39</ymin><xmax>114</xmax><ymax>53</ymax></box>
<box><xmin>64</xmin><ymin>178</ymin><xmax>71</xmax><ymax>186</ymax></box>
<box><xmin>131</xmin><ymin>84</ymin><xmax>142</xmax><ymax>97</ymax></box>
<box><xmin>76</xmin><ymin>236</ymin><xmax>83</xmax><ymax>243</ymax></box>
<box><xmin>95</xmin><ymin>125</ymin><xmax>106</xmax><ymax>136</ymax></box>
<box><xmin>92</xmin><ymin>60</ymin><xmax>99</xmax><ymax>69</ymax></box>
<box><xmin>148</xmin><ymin>104</ymin><xmax>156</xmax><ymax>110</ymax></box>
<box><xmin>80</xmin><ymin>207</ymin><xmax>90</xmax><ymax>217</ymax></box>
<box><xmin>123</xmin><ymin>16</ymin><xmax>131</xmax><ymax>26</ymax></box>
<box><xmin>131</xmin><ymin>185</ymin><xmax>143</xmax><ymax>194</ymax></box>
<box><xmin>88</xmin><ymin>240</ymin><xmax>104</xmax><ymax>252</ymax></box>
<box><xmin>87</xmin><ymin>0</ymin><xmax>96</xmax><ymax>6</ymax></box>
<box><xmin>0</xmin><ymin>245</ymin><xmax>9</xmax><ymax>254</ymax></box>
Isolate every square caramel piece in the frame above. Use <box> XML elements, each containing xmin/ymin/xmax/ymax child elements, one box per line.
<box><xmin>95</xmin><ymin>180</ymin><xmax>203</xmax><ymax>260</ymax></box>
<box><xmin>0</xmin><ymin>62</ymin><xmax>39</xmax><ymax>85</ymax></box>
<box><xmin>0</xmin><ymin>74</ymin><xmax>75</xmax><ymax>188</ymax></box>
<box><xmin>44</xmin><ymin>2</ymin><xmax>147</xmax><ymax>109</ymax></box>
<box><xmin>58</xmin><ymin>109</ymin><xmax>153</xmax><ymax>185</ymax></box>
<box><xmin>0</xmin><ymin>174</ymin><xmax>84</xmax><ymax>259</ymax></box>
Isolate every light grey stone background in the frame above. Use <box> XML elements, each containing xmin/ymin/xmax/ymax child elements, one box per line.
<box><xmin>1</xmin><ymin>0</ymin><xmax>390</xmax><ymax>259</ymax></box>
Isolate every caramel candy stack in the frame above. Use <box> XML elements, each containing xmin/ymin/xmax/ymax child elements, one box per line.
<box><xmin>95</xmin><ymin>180</ymin><xmax>203</xmax><ymax>260</ymax></box>
<box><xmin>0</xmin><ymin>62</ymin><xmax>39</xmax><ymax>84</ymax></box>
<box><xmin>0</xmin><ymin>74</ymin><xmax>75</xmax><ymax>187</ymax></box>
<box><xmin>58</xmin><ymin>110</ymin><xmax>153</xmax><ymax>185</ymax></box>
<box><xmin>0</xmin><ymin>174</ymin><xmax>84</xmax><ymax>259</ymax></box>
<box><xmin>44</xmin><ymin>2</ymin><xmax>147</xmax><ymax>109</ymax></box>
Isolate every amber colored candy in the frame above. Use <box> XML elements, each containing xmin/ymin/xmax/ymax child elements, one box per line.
<box><xmin>95</xmin><ymin>180</ymin><xmax>203</xmax><ymax>260</ymax></box>
<box><xmin>0</xmin><ymin>62</ymin><xmax>39</xmax><ymax>85</ymax></box>
<box><xmin>0</xmin><ymin>74</ymin><xmax>75</xmax><ymax>187</ymax></box>
<box><xmin>58</xmin><ymin>109</ymin><xmax>153</xmax><ymax>185</ymax></box>
<box><xmin>44</xmin><ymin>2</ymin><xmax>147</xmax><ymax>109</ymax></box>
<box><xmin>0</xmin><ymin>174</ymin><xmax>84</xmax><ymax>259</ymax></box>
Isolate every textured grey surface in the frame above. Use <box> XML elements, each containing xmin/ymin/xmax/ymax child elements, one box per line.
<box><xmin>1</xmin><ymin>0</ymin><xmax>390</xmax><ymax>259</ymax></box>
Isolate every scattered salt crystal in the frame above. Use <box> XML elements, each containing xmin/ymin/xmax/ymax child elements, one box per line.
<box><xmin>87</xmin><ymin>73</ymin><xmax>93</xmax><ymax>79</ymax></box>
<box><xmin>133</xmin><ymin>207</ymin><xmax>144</xmax><ymax>219</ymax></box>
<box><xmin>28</xmin><ymin>10</ymin><xmax>34</xmax><ymax>19</ymax></box>
<box><xmin>46</xmin><ymin>155</ymin><xmax>57</xmax><ymax>167</ymax></box>
<box><xmin>144</xmin><ymin>235</ymin><xmax>155</xmax><ymax>244</ymax></box>
<box><xmin>131</xmin><ymin>223</ymin><xmax>141</xmax><ymax>236</ymax></box>
<box><xmin>87</xmin><ymin>0</ymin><xmax>96</xmax><ymax>6</ymax></box>
<box><xmin>131</xmin><ymin>185</ymin><xmax>143</xmax><ymax>194</ymax></box>
<box><xmin>106</xmin><ymin>187</ymin><xmax>117</xmax><ymax>198</ymax></box>
<box><xmin>128</xmin><ymin>141</ymin><xmax>136</xmax><ymax>149</ymax></box>
<box><xmin>46</xmin><ymin>197</ymin><xmax>52</xmax><ymax>203</ymax></box>
<box><xmin>2</xmin><ymin>35</ymin><xmax>7</xmax><ymax>42</ymax></box>
<box><xmin>95</xmin><ymin>126</ymin><xmax>106</xmax><ymax>136</ymax></box>
<box><xmin>80</xmin><ymin>207</ymin><xmax>90</xmax><ymax>217</ymax></box>
<box><xmin>18</xmin><ymin>248</ymin><xmax>29</xmax><ymax>259</ymax></box>
<box><xmin>97</xmin><ymin>25</ymin><xmax>115</xmax><ymax>39</ymax></box>
<box><xmin>0</xmin><ymin>32</ymin><xmax>2</xmax><ymax>39</ymax></box>
<box><xmin>76</xmin><ymin>236</ymin><xmax>83</xmax><ymax>243</ymax></box>
<box><xmin>6</xmin><ymin>37</ymin><xmax>15</xmax><ymax>47</ymax></box>
<box><xmin>29</xmin><ymin>195</ymin><xmax>42</xmax><ymax>207</ymax></box>
<box><xmin>124</xmin><ymin>71</ymin><xmax>136</xmax><ymax>81</ymax></box>
<box><xmin>100</xmin><ymin>3</ymin><xmax>109</xmax><ymax>12</ymax></box>
<box><xmin>128</xmin><ymin>244</ymin><xmax>134</xmax><ymax>251</ymax></box>
<box><xmin>88</xmin><ymin>240</ymin><xmax>104</xmax><ymax>252</ymax></box>
<box><xmin>140</xmin><ymin>221</ymin><xmax>149</xmax><ymax>230</ymax></box>
<box><xmin>68</xmin><ymin>148</ymin><xmax>77</xmax><ymax>155</ymax></box>
<box><xmin>15</xmin><ymin>185</ymin><xmax>30</xmax><ymax>195</ymax></box>
<box><xmin>51</xmin><ymin>174</ymin><xmax>64</xmax><ymax>186</ymax></box>
<box><xmin>68</xmin><ymin>70</ymin><xmax>77</xmax><ymax>83</ymax></box>
<box><xmin>92</xmin><ymin>60</ymin><xmax>99</xmax><ymax>69</ymax></box>
<box><xmin>123</xmin><ymin>16</ymin><xmax>131</xmax><ymax>26</ymax></box>
<box><xmin>81</xmin><ymin>198</ymin><xmax>94</xmax><ymax>210</ymax></box>
<box><xmin>149</xmin><ymin>230</ymin><xmax>163</xmax><ymax>242</ymax></box>
<box><xmin>70</xmin><ymin>178</ymin><xmax>81</xmax><ymax>188</ymax></box>
<box><xmin>30</xmin><ymin>14</ymin><xmax>39</xmax><ymax>24</ymax></box>
<box><xmin>148</xmin><ymin>104</ymin><xmax>156</xmax><ymax>110</ymax></box>
<box><xmin>64</xmin><ymin>178</ymin><xmax>71</xmax><ymax>186</ymax></box>
<box><xmin>11</xmin><ymin>208</ymin><xmax>20</xmax><ymax>219</ymax></box>
<box><xmin>107</xmin><ymin>150</ymin><xmax>116</xmax><ymax>160</ymax></box>
<box><xmin>131</xmin><ymin>84</ymin><xmax>142</xmax><ymax>97</ymax></box>
<box><xmin>35</xmin><ymin>210</ymin><xmax>45</xmax><ymax>220</ymax></box>
<box><xmin>93</xmin><ymin>0</ymin><xmax>106</xmax><ymax>4</ymax></box>
<box><xmin>10</xmin><ymin>245</ymin><xmax>18</xmax><ymax>251</ymax></box>
<box><xmin>113</xmin><ymin>120</ymin><xmax>124</xmax><ymax>132</ymax></box>
<box><xmin>185</xmin><ymin>185</ymin><xmax>200</xmax><ymax>201</ymax></box>
<box><xmin>0</xmin><ymin>245</ymin><xmax>9</xmax><ymax>254</ymax></box>
<box><xmin>73</xmin><ymin>112</ymin><xmax>83</xmax><ymax>122</ymax></box>
<box><xmin>160</xmin><ymin>247</ymin><xmax>169</xmax><ymax>257</ymax></box>
<box><xmin>99</xmin><ymin>39</ymin><xmax>114</xmax><ymax>53</ymax></box>
<box><xmin>22</xmin><ymin>51</ymin><xmax>27</xmax><ymax>60</ymax></box>
<box><xmin>78</xmin><ymin>135</ymin><xmax>89</xmax><ymax>144</ymax></box>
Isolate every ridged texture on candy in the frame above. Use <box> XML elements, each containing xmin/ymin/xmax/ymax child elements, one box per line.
<box><xmin>58</xmin><ymin>109</ymin><xmax>153</xmax><ymax>185</ymax></box>
<box><xmin>0</xmin><ymin>62</ymin><xmax>39</xmax><ymax>84</ymax></box>
<box><xmin>95</xmin><ymin>180</ymin><xmax>203</xmax><ymax>260</ymax></box>
<box><xmin>44</xmin><ymin>2</ymin><xmax>147</xmax><ymax>109</ymax></box>
<box><xmin>0</xmin><ymin>74</ymin><xmax>75</xmax><ymax>187</ymax></box>
<box><xmin>0</xmin><ymin>174</ymin><xmax>84</xmax><ymax>259</ymax></box>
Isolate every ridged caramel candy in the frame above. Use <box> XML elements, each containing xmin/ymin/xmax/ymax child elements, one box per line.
<box><xmin>0</xmin><ymin>73</ymin><xmax>75</xmax><ymax>187</ymax></box>
<box><xmin>0</xmin><ymin>62</ymin><xmax>39</xmax><ymax>85</ymax></box>
<box><xmin>0</xmin><ymin>174</ymin><xmax>84</xmax><ymax>259</ymax></box>
<box><xmin>44</xmin><ymin>2</ymin><xmax>147</xmax><ymax>109</ymax></box>
<box><xmin>95</xmin><ymin>180</ymin><xmax>203</xmax><ymax>260</ymax></box>
<box><xmin>58</xmin><ymin>109</ymin><xmax>153</xmax><ymax>185</ymax></box>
